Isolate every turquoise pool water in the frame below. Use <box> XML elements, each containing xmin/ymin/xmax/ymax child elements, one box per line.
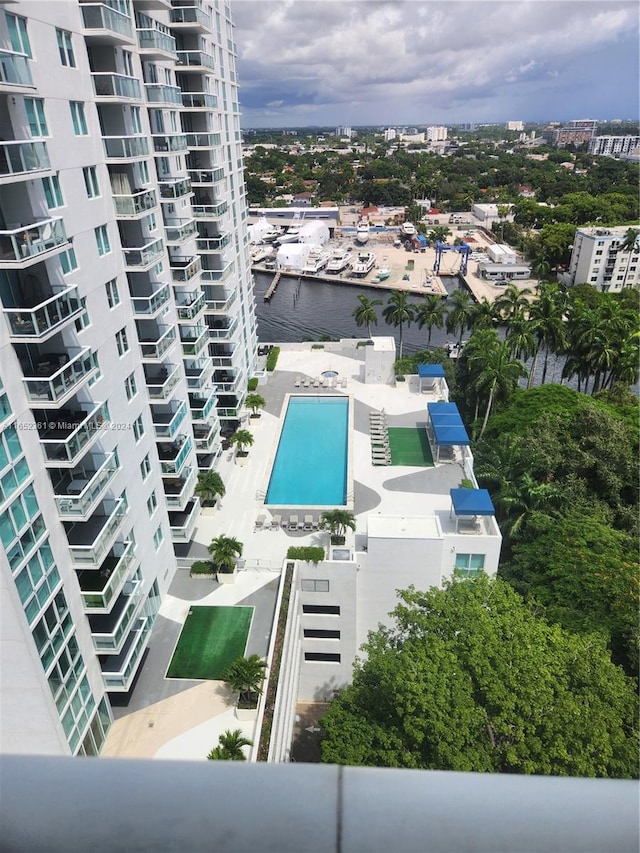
<box><xmin>266</xmin><ymin>396</ymin><xmax>348</xmax><ymax>506</ymax></box>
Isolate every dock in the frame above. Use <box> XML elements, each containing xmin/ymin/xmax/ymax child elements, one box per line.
<box><xmin>263</xmin><ymin>271</ymin><xmax>281</xmax><ymax>301</ymax></box>
<box><xmin>253</xmin><ymin>262</ymin><xmax>447</xmax><ymax>296</ymax></box>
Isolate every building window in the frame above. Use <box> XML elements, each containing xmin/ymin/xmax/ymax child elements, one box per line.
<box><xmin>25</xmin><ymin>98</ymin><xmax>48</xmax><ymax>137</ymax></box>
<box><xmin>595</xmin><ymin>250</ymin><xmax>603</xmax><ymax>256</ymax></box>
<box><xmin>147</xmin><ymin>490</ymin><xmax>157</xmax><ymax>517</ymax></box>
<box><xmin>60</xmin><ymin>247</ymin><xmax>78</xmax><ymax>275</ymax></box>
<box><xmin>124</xmin><ymin>372</ymin><xmax>137</xmax><ymax>401</ymax></box>
<box><xmin>153</xmin><ymin>524</ymin><xmax>164</xmax><ymax>550</ymax></box>
<box><xmin>94</xmin><ymin>225</ymin><xmax>111</xmax><ymax>257</ymax></box>
<box><xmin>74</xmin><ymin>297</ymin><xmax>89</xmax><ymax>332</ymax></box>
<box><xmin>454</xmin><ymin>553</ymin><xmax>485</xmax><ymax>578</ymax></box>
<box><xmin>303</xmin><ymin>629</ymin><xmax>341</xmax><ymax>639</ymax></box>
<box><xmin>140</xmin><ymin>454</ymin><xmax>151</xmax><ymax>481</ymax></box>
<box><xmin>302</xmin><ymin>604</ymin><xmax>340</xmax><ymax>615</ymax></box>
<box><xmin>83</xmin><ymin>166</ymin><xmax>100</xmax><ymax>198</ymax></box>
<box><xmin>115</xmin><ymin>327</ymin><xmax>129</xmax><ymax>356</ymax></box>
<box><xmin>122</xmin><ymin>50</ymin><xmax>134</xmax><ymax>77</ymax></box>
<box><xmin>56</xmin><ymin>29</ymin><xmax>75</xmax><ymax>67</ymax></box>
<box><xmin>7</xmin><ymin>14</ymin><xmax>31</xmax><ymax>58</ymax></box>
<box><xmin>131</xmin><ymin>106</ymin><xmax>143</xmax><ymax>135</ymax></box>
<box><xmin>138</xmin><ymin>160</ymin><xmax>150</xmax><ymax>184</ymax></box>
<box><xmin>304</xmin><ymin>652</ymin><xmax>341</xmax><ymax>663</ymax></box>
<box><xmin>132</xmin><ymin>415</ymin><xmax>144</xmax><ymax>442</ymax></box>
<box><xmin>69</xmin><ymin>102</ymin><xmax>88</xmax><ymax>136</ymax></box>
<box><xmin>301</xmin><ymin>579</ymin><xmax>330</xmax><ymax>593</ymax></box>
<box><xmin>105</xmin><ymin>278</ymin><xmax>120</xmax><ymax>309</ymax></box>
<box><xmin>147</xmin><ymin>212</ymin><xmax>157</xmax><ymax>231</ymax></box>
<box><xmin>42</xmin><ymin>175</ymin><xmax>64</xmax><ymax>210</ymax></box>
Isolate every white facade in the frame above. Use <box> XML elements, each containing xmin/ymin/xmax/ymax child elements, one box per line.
<box><xmin>383</xmin><ymin>128</ymin><xmax>396</xmax><ymax>142</ymax></box>
<box><xmin>589</xmin><ymin>136</ymin><xmax>640</xmax><ymax>158</ymax></box>
<box><xmin>487</xmin><ymin>244</ymin><xmax>517</xmax><ymax>264</ymax></box>
<box><xmin>426</xmin><ymin>125</ymin><xmax>447</xmax><ymax>141</ymax></box>
<box><xmin>562</xmin><ymin>226</ymin><xmax>640</xmax><ymax>292</ymax></box>
<box><xmin>0</xmin><ymin>0</ymin><xmax>256</xmax><ymax>755</ymax></box>
<box><xmin>505</xmin><ymin>120</ymin><xmax>524</xmax><ymax>131</ymax></box>
<box><xmin>472</xmin><ymin>203</ymin><xmax>499</xmax><ymax>221</ymax></box>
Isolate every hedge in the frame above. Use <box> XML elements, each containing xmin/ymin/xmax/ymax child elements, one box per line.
<box><xmin>286</xmin><ymin>546</ymin><xmax>325</xmax><ymax>564</ymax></box>
<box><xmin>247</xmin><ymin>377</ymin><xmax>259</xmax><ymax>392</ymax></box>
<box><xmin>190</xmin><ymin>560</ymin><xmax>216</xmax><ymax>575</ymax></box>
<box><xmin>266</xmin><ymin>346</ymin><xmax>280</xmax><ymax>371</ymax></box>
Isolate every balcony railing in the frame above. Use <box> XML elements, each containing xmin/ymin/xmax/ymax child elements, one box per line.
<box><xmin>0</xmin><ymin>49</ymin><xmax>34</xmax><ymax>89</ymax></box>
<box><xmin>180</xmin><ymin>326</ymin><xmax>208</xmax><ymax>357</ymax></box>
<box><xmin>145</xmin><ymin>363</ymin><xmax>180</xmax><ymax>400</ymax></box>
<box><xmin>152</xmin><ymin>400</ymin><xmax>187</xmax><ymax>440</ymax></box>
<box><xmin>175</xmin><ymin>290</ymin><xmax>205</xmax><ymax>321</ymax></box>
<box><xmin>194</xmin><ymin>420</ymin><xmax>220</xmax><ymax>452</ymax></box>
<box><xmin>2</xmin><ymin>285</ymin><xmax>81</xmax><ymax>340</ymax></box>
<box><xmin>0</xmin><ymin>140</ymin><xmax>50</xmax><ymax>180</ymax></box>
<box><xmin>159</xmin><ymin>435</ymin><xmax>193</xmax><ymax>475</ymax></box>
<box><xmin>200</xmin><ymin>262</ymin><xmax>234</xmax><ymax>283</ymax></box>
<box><xmin>23</xmin><ymin>348</ymin><xmax>99</xmax><ymax>407</ymax></box>
<box><xmin>163</xmin><ymin>465</ymin><xmax>197</xmax><ymax>511</ymax></box>
<box><xmin>169</xmin><ymin>497</ymin><xmax>200</xmax><ymax>543</ymax></box>
<box><xmin>164</xmin><ymin>218</ymin><xmax>197</xmax><ymax>242</ymax></box>
<box><xmin>80</xmin><ymin>2</ymin><xmax>133</xmax><ymax>39</ymax></box>
<box><xmin>92</xmin><ymin>584</ymin><xmax>143</xmax><ymax>651</ymax></box>
<box><xmin>203</xmin><ymin>285</ymin><xmax>236</xmax><ymax>313</ymax></box>
<box><xmin>92</xmin><ymin>72</ymin><xmax>141</xmax><ymax>100</ymax></box>
<box><xmin>101</xmin><ymin>615</ymin><xmax>151</xmax><ymax>690</ymax></box>
<box><xmin>103</xmin><ymin>135</ymin><xmax>149</xmax><ymax>159</ymax></box>
<box><xmin>136</xmin><ymin>27</ymin><xmax>177</xmax><ymax>56</ymax></box>
<box><xmin>192</xmin><ymin>201</ymin><xmax>228</xmax><ymax>219</ymax></box>
<box><xmin>207</xmin><ymin>314</ymin><xmax>239</xmax><ymax>342</ymax></box>
<box><xmin>181</xmin><ymin>92</ymin><xmax>217</xmax><ymax>109</ymax></box>
<box><xmin>159</xmin><ymin>178</ymin><xmax>192</xmax><ymax>200</ymax></box>
<box><xmin>196</xmin><ymin>233</ymin><xmax>232</xmax><ymax>253</ymax></box>
<box><xmin>170</xmin><ymin>6</ymin><xmax>212</xmax><ymax>28</ymax></box>
<box><xmin>67</xmin><ymin>498</ymin><xmax>127</xmax><ymax>566</ymax></box>
<box><xmin>131</xmin><ymin>282</ymin><xmax>171</xmax><ymax>317</ymax></box>
<box><xmin>112</xmin><ymin>188</ymin><xmax>157</xmax><ymax>217</ymax></box>
<box><xmin>0</xmin><ymin>218</ymin><xmax>68</xmax><ymax>266</ymax></box>
<box><xmin>176</xmin><ymin>49</ymin><xmax>215</xmax><ymax>69</ymax></box>
<box><xmin>53</xmin><ymin>452</ymin><xmax>120</xmax><ymax>520</ymax></box>
<box><xmin>152</xmin><ymin>134</ymin><xmax>188</xmax><ymax>154</ymax></box>
<box><xmin>139</xmin><ymin>326</ymin><xmax>177</xmax><ymax>361</ymax></box>
<box><xmin>185</xmin><ymin>359</ymin><xmax>214</xmax><ymax>391</ymax></box>
<box><xmin>144</xmin><ymin>83</ymin><xmax>183</xmax><ymax>105</ymax></box>
<box><xmin>170</xmin><ymin>254</ymin><xmax>201</xmax><ymax>282</ymax></box>
<box><xmin>78</xmin><ymin>541</ymin><xmax>136</xmax><ymax>612</ymax></box>
<box><xmin>188</xmin><ymin>167</ymin><xmax>225</xmax><ymax>184</ymax></box>
<box><xmin>40</xmin><ymin>403</ymin><xmax>109</xmax><ymax>467</ymax></box>
<box><xmin>123</xmin><ymin>239</ymin><xmax>164</xmax><ymax>269</ymax></box>
<box><xmin>189</xmin><ymin>389</ymin><xmax>216</xmax><ymax>421</ymax></box>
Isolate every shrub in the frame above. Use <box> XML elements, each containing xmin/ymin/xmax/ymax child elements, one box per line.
<box><xmin>190</xmin><ymin>560</ymin><xmax>216</xmax><ymax>576</ymax></box>
<box><xmin>311</xmin><ymin>344</ymin><xmax>325</xmax><ymax>350</ymax></box>
<box><xmin>247</xmin><ymin>377</ymin><xmax>259</xmax><ymax>392</ymax></box>
<box><xmin>266</xmin><ymin>346</ymin><xmax>280</xmax><ymax>371</ymax></box>
<box><xmin>286</xmin><ymin>546</ymin><xmax>325</xmax><ymax>564</ymax></box>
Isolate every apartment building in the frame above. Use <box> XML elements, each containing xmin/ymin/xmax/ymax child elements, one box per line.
<box><xmin>561</xmin><ymin>226</ymin><xmax>640</xmax><ymax>292</ymax></box>
<box><xmin>426</xmin><ymin>125</ymin><xmax>447</xmax><ymax>142</ymax></box>
<box><xmin>542</xmin><ymin>119</ymin><xmax>598</xmax><ymax>148</ymax></box>
<box><xmin>589</xmin><ymin>135</ymin><xmax>640</xmax><ymax>158</ymax></box>
<box><xmin>0</xmin><ymin>0</ymin><xmax>256</xmax><ymax>755</ymax></box>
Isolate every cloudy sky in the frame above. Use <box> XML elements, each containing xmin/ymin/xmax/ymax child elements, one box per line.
<box><xmin>232</xmin><ymin>0</ymin><xmax>639</xmax><ymax>128</ymax></box>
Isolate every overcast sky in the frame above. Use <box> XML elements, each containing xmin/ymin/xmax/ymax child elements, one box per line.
<box><xmin>232</xmin><ymin>0</ymin><xmax>639</xmax><ymax>128</ymax></box>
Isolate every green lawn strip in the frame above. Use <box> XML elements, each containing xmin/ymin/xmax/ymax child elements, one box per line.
<box><xmin>387</xmin><ymin>427</ymin><xmax>434</xmax><ymax>467</ymax></box>
<box><xmin>166</xmin><ymin>606</ymin><xmax>253</xmax><ymax>680</ymax></box>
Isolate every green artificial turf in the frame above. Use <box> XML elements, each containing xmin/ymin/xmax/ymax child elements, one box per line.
<box><xmin>166</xmin><ymin>606</ymin><xmax>253</xmax><ymax>680</ymax></box>
<box><xmin>386</xmin><ymin>427</ymin><xmax>434</xmax><ymax>467</ymax></box>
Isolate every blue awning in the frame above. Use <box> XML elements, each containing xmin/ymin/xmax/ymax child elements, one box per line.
<box><xmin>427</xmin><ymin>402</ymin><xmax>458</xmax><ymax>418</ymax></box>
<box><xmin>450</xmin><ymin>488</ymin><xmax>495</xmax><ymax>516</ymax></box>
<box><xmin>433</xmin><ymin>424</ymin><xmax>470</xmax><ymax>445</ymax></box>
<box><xmin>418</xmin><ymin>364</ymin><xmax>445</xmax><ymax>378</ymax></box>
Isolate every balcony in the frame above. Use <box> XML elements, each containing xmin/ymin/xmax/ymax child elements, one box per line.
<box><xmin>159</xmin><ymin>178</ymin><xmax>192</xmax><ymax>200</ymax></box>
<box><xmin>53</xmin><ymin>452</ymin><xmax>120</xmax><ymax>520</ymax></box>
<box><xmin>163</xmin><ymin>465</ymin><xmax>197</xmax><ymax>511</ymax></box>
<box><xmin>136</xmin><ymin>26</ymin><xmax>177</xmax><ymax>58</ymax></box>
<box><xmin>112</xmin><ymin>188</ymin><xmax>157</xmax><ymax>218</ymax></box>
<box><xmin>180</xmin><ymin>325</ymin><xmax>208</xmax><ymax>357</ymax></box>
<box><xmin>169</xmin><ymin>5</ymin><xmax>212</xmax><ymax>30</ymax></box>
<box><xmin>213</xmin><ymin>369</ymin><xmax>240</xmax><ymax>393</ymax></box>
<box><xmin>175</xmin><ymin>289</ymin><xmax>205</xmax><ymax>321</ymax></box>
<box><xmin>22</xmin><ymin>348</ymin><xmax>99</xmax><ymax>408</ymax></box>
<box><xmin>194</xmin><ymin>420</ymin><xmax>220</xmax><ymax>453</ymax></box>
<box><xmin>0</xmin><ymin>49</ymin><xmax>34</xmax><ymax>91</ymax></box>
<box><xmin>188</xmin><ymin>167</ymin><xmax>225</xmax><ymax>185</ymax></box>
<box><xmin>80</xmin><ymin>2</ymin><xmax>135</xmax><ymax>43</ymax></box>
<box><xmin>0</xmin><ymin>141</ymin><xmax>50</xmax><ymax>183</ymax></box>
<box><xmin>203</xmin><ymin>285</ymin><xmax>236</xmax><ymax>313</ymax></box>
<box><xmin>185</xmin><ymin>359</ymin><xmax>213</xmax><ymax>390</ymax></box>
<box><xmin>66</xmin><ymin>498</ymin><xmax>127</xmax><ymax>566</ymax></box>
<box><xmin>0</xmin><ymin>218</ymin><xmax>68</xmax><ymax>268</ymax></box>
<box><xmin>2</xmin><ymin>285</ymin><xmax>81</xmax><ymax>341</ymax></box>
<box><xmin>103</xmin><ymin>135</ymin><xmax>149</xmax><ymax>160</ymax></box>
<box><xmin>170</xmin><ymin>254</ymin><xmax>201</xmax><ymax>283</ymax></box>
<box><xmin>169</xmin><ymin>497</ymin><xmax>200</xmax><ymax>543</ymax></box>
<box><xmin>207</xmin><ymin>314</ymin><xmax>238</xmax><ymax>341</ymax></box>
<box><xmin>131</xmin><ymin>282</ymin><xmax>171</xmax><ymax>317</ymax></box>
<box><xmin>176</xmin><ymin>49</ymin><xmax>215</xmax><ymax>70</ymax></box>
<box><xmin>192</xmin><ymin>201</ymin><xmax>227</xmax><ymax>220</ymax></box>
<box><xmin>144</xmin><ymin>83</ymin><xmax>183</xmax><ymax>105</ymax></box>
<box><xmin>101</xmin><ymin>615</ymin><xmax>151</xmax><ymax>690</ymax></box>
<box><xmin>197</xmin><ymin>449</ymin><xmax>222</xmax><ymax>471</ymax></box>
<box><xmin>152</xmin><ymin>400</ymin><xmax>187</xmax><ymax>440</ymax></box>
<box><xmin>152</xmin><ymin>134</ymin><xmax>188</xmax><ymax>154</ymax></box>
<box><xmin>181</xmin><ymin>92</ymin><xmax>217</xmax><ymax>110</ymax></box>
<box><xmin>159</xmin><ymin>435</ymin><xmax>192</xmax><ymax>475</ymax></box>
<box><xmin>189</xmin><ymin>388</ymin><xmax>216</xmax><ymax>421</ymax></box>
<box><xmin>164</xmin><ymin>218</ymin><xmax>197</xmax><ymax>243</ymax></box>
<box><xmin>200</xmin><ymin>262</ymin><xmax>234</xmax><ymax>284</ymax></box>
<box><xmin>139</xmin><ymin>325</ymin><xmax>177</xmax><ymax>361</ymax></box>
<box><xmin>39</xmin><ymin>403</ymin><xmax>109</xmax><ymax>467</ymax></box>
<box><xmin>123</xmin><ymin>239</ymin><xmax>164</xmax><ymax>270</ymax></box>
<box><xmin>78</xmin><ymin>540</ymin><xmax>136</xmax><ymax>612</ymax></box>
<box><xmin>196</xmin><ymin>232</ymin><xmax>232</xmax><ymax>253</ymax></box>
<box><xmin>145</xmin><ymin>363</ymin><xmax>180</xmax><ymax>400</ymax></box>
<box><xmin>90</xmin><ymin>580</ymin><xmax>143</xmax><ymax>652</ymax></box>
<box><xmin>91</xmin><ymin>72</ymin><xmax>141</xmax><ymax>101</ymax></box>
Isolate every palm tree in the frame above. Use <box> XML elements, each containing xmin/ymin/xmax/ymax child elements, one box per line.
<box><xmin>505</xmin><ymin>313</ymin><xmax>537</xmax><ymax>365</ymax></box>
<box><xmin>527</xmin><ymin>283</ymin><xmax>567</xmax><ymax>388</ymax></box>
<box><xmin>320</xmin><ymin>509</ymin><xmax>356</xmax><ymax>543</ymax></box>
<box><xmin>207</xmin><ymin>729</ymin><xmax>253</xmax><ymax>761</ymax></box>
<box><xmin>619</xmin><ymin>227</ymin><xmax>639</xmax><ymax>289</ymax></box>
<box><xmin>493</xmin><ymin>283</ymin><xmax>532</xmax><ymax>323</ymax></box>
<box><xmin>222</xmin><ymin>654</ymin><xmax>267</xmax><ymax>706</ymax></box>
<box><xmin>469</xmin><ymin>297</ymin><xmax>497</xmax><ymax>330</ymax></box>
<box><xmin>208</xmin><ymin>535</ymin><xmax>243</xmax><ymax>573</ymax></box>
<box><xmin>245</xmin><ymin>393</ymin><xmax>266</xmax><ymax>417</ymax></box>
<box><xmin>230</xmin><ymin>428</ymin><xmax>254</xmax><ymax>455</ymax></box>
<box><xmin>427</xmin><ymin>225</ymin><xmax>451</xmax><ymax>245</ymax></box>
<box><xmin>194</xmin><ymin>471</ymin><xmax>225</xmax><ymax>507</ymax></box>
<box><xmin>445</xmin><ymin>289</ymin><xmax>474</xmax><ymax>344</ymax></box>
<box><xmin>531</xmin><ymin>253</ymin><xmax>550</xmax><ymax>284</ymax></box>
<box><xmin>414</xmin><ymin>293</ymin><xmax>446</xmax><ymax>344</ymax></box>
<box><xmin>496</xmin><ymin>204</ymin><xmax>511</xmax><ymax>242</ymax></box>
<box><xmin>382</xmin><ymin>291</ymin><xmax>415</xmax><ymax>359</ymax></box>
<box><xmin>352</xmin><ymin>293</ymin><xmax>382</xmax><ymax>339</ymax></box>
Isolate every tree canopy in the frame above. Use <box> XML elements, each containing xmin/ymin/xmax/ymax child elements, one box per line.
<box><xmin>321</xmin><ymin>576</ymin><xmax>638</xmax><ymax>778</ymax></box>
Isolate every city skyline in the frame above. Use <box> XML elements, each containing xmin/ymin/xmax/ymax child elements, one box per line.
<box><xmin>234</xmin><ymin>0</ymin><xmax>640</xmax><ymax>128</ymax></box>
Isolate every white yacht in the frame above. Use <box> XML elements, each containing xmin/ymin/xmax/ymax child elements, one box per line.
<box><xmin>261</xmin><ymin>226</ymin><xmax>283</xmax><ymax>243</ymax></box>
<box><xmin>351</xmin><ymin>251</ymin><xmax>376</xmax><ymax>276</ymax></box>
<box><xmin>355</xmin><ymin>220</ymin><xmax>370</xmax><ymax>245</ymax></box>
<box><xmin>277</xmin><ymin>212</ymin><xmax>304</xmax><ymax>243</ymax></box>
<box><xmin>251</xmin><ymin>245</ymin><xmax>275</xmax><ymax>264</ymax></box>
<box><xmin>301</xmin><ymin>247</ymin><xmax>330</xmax><ymax>274</ymax></box>
<box><xmin>400</xmin><ymin>221</ymin><xmax>416</xmax><ymax>237</ymax></box>
<box><xmin>326</xmin><ymin>247</ymin><xmax>352</xmax><ymax>274</ymax></box>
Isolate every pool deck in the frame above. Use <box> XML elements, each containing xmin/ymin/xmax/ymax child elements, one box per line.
<box><xmin>102</xmin><ymin>340</ymin><xmax>465</xmax><ymax>762</ymax></box>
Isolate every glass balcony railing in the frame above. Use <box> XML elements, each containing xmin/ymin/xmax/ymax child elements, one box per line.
<box><xmin>103</xmin><ymin>135</ymin><xmax>149</xmax><ymax>159</ymax></box>
<box><xmin>159</xmin><ymin>435</ymin><xmax>192</xmax><ymax>475</ymax></box>
<box><xmin>136</xmin><ymin>27</ymin><xmax>177</xmax><ymax>56</ymax></box>
<box><xmin>207</xmin><ymin>314</ymin><xmax>239</xmax><ymax>341</ymax></box>
<box><xmin>79</xmin><ymin>541</ymin><xmax>136</xmax><ymax>612</ymax></box>
<box><xmin>123</xmin><ymin>239</ymin><xmax>164</xmax><ymax>269</ymax></box>
<box><xmin>0</xmin><ymin>49</ymin><xmax>33</xmax><ymax>88</ymax></box>
<box><xmin>92</xmin><ymin>583</ymin><xmax>144</xmax><ymax>651</ymax></box>
<box><xmin>163</xmin><ymin>465</ymin><xmax>197</xmax><ymax>511</ymax></box>
<box><xmin>169</xmin><ymin>498</ymin><xmax>199</xmax><ymax>543</ymax></box>
<box><xmin>192</xmin><ymin>201</ymin><xmax>228</xmax><ymax>220</ymax></box>
<box><xmin>152</xmin><ymin>400</ymin><xmax>187</xmax><ymax>440</ymax></box>
<box><xmin>185</xmin><ymin>359</ymin><xmax>214</xmax><ymax>391</ymax></box>
<box><xmin>68</xmin><ymin>498</ymin><xmax>128</xmax><ymax>567</ymax></box>
<box><xmin>112</xmin><ymin>188</ymin><xmax>157</xmax><ymax>217</ymax></box>
<box><xmin>170</xmin><ymin>6</ymin><xmax>212</xmax><ymax>28</ymax></box>
<box><xmin>131</xmin><ymin>282</ymin><xmax>171</xmax><ymax>317</ymax></box>
<box><xmin>152</xmin><ymin>134</ymin><xmax>188</xmax><ymax>154</ymax></box>
<box><xmin>196</xmin><ymin>233</ymin><xmax>232</xmax><ymax>252</ymax></box>
<box><xmin>175</xmin><ymin>290</ymin><xmax>205</xmax><ymax>321</ymax></box>
<box><xmin>159</xmin><ymin>178</ymin><xmax>192</xmax><ymax>200</ymax></box>
<box><xmin>145</xmin><ymin>363</ymin><xmax>180</xmax><ymax>400</ymax></box>
<box><xmin>218</xmin><ymin>407</ymin><xmax>239</xmax><ymax>419</ymax></box>
<box><xmin>189</xmin><ymin>389</ymin><xmax>216</xmax><ymax>421</ymax></box>
<box><xmin>188</xmin><ymin>167</ymin><xmax>225</xmax><ymax>185</ymax></box>
<box><xmin>101</xmin><ymin>616</ymin><xmax>151</xmax><ymax>690</ymax></box>
<box><xmin>194</xmin><ymin>421</ymin><xmax>220</xmax><ymax>453</ymax></box>
<box><xmin>202</xmin><ymin>285</ymin><xmax>236</xmax><ymax>313</ymax></box>
<box><xmin>200</xmin><ymin>262</ymin><xmax>234</xmax><ymax>284</ymax></box>
<box><xmin>170</xmin><ymin>255</ymin><xmax>201</xmax><ymax>282</ymax></box>
<box><xmin>92</xmin><ymin>72</ymin><xmax>141</xmax><ymax>100</ymax></box>
<box><xmin>3</xmin><ymin>285</ymin><xmax>81</xmax><ymax>340</ymax></box>
<box><xmin>80</xmin><ymin>3</ymin><xmax>134</xmax><ymax>40</ymax></box>
<box><xmin>23</xmin><ymin>347</ymin><xmax>99</xmax><ymax>407</ymax></box>
<box><xmin>0</xmin><ymin>140</ymin><xmax>50</xmax><ymax>179</ymax></box>
<box><xmin>213</xmin><ymin>370</ymin><xmax>240</xmax><ymax>393</ymax></box>
<box><xmin>0</xmin><ymin>218</ymin><xmax>68</xmax><ymax>265</ymax></box>
<box><xmin>54</xmin><ymin>452</ymin><xmax>120</xmax><ymax>520</ymax></box>
<box><xmin>144</xmin><ymin>83</ymin><xmax>182</xmax><ymax>105</ymax></box>
<box><xmin>40</xmin><ymin>403</ymin><xmax>109</xmax><ymax>466</ymax></box>
<box><xmin>164</xmin><ymin>218</ymin><xmax>197</xmax><ymax>242</ymax></box>
<box><xmin>180</xmin><ymin>326</ymin><xmax>208</xmax><ymax>356</ymax></box>
<box><xmin>175</xmin><ymin>49</ymin><xmax>215</xmax><ymax>69</ymax></box>
<box><xmin>139</xmin><ymin>326</ymin><xmax>177</xmax><ymax>361</ymax></box>
<box><xmin>181</xmin><ymin>92</ymin><xmax>217</xmax><ymax>109</ymax></box>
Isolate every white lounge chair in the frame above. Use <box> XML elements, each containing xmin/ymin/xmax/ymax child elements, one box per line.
<box><xmin>255</xmin><ymin>513</ymin><xmax>266</xmax><ymax>530</ymax></box>
<box><xmin>340</xmin><ymin>377</ymin><xmax>347</xmax><ymax>388</ymax></box>
<box><xmin>313</xmin><ymin>378</ymin><xmax>320</xmax><ymax>388</ymax></box>
<box><xmin>303</xmin><ymin>514</ymin><xmax>313</xmax><ymax>531</ymax></box>
<box><xmin>294</xmin><ymin>376</ymin><xmax>301</xmax><ymax>388</ymax></box>
<box><xmin>288</xmin><ymin>515</ymin><xmax>299</xmax><ymax>530</ymax></box>
<box><xmin>302</xmin><ymin>378</ymin><xmax>311</xmax><ymax>387</ymax></box>
<box><xmin>272</xmin><ymin>514</ymin><xmax>282</xmax><ymax>528</ymax></box>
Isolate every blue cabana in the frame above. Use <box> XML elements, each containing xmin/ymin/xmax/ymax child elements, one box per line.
<box><xmin>432</xmin><ymin>423</ymin><xmax>470</xmax><ymax>446</ymax></box>
<box><xmin>450</xmin><ymin>488</ymin><xmax>495</xmax><ymax>516</ymax></box>
<box><xmin>418</xmin><ymin>364</ymin><xmax>445</xmax><ymax>393</ymax></box>
<box><xmin>426</xmin><ymin>402</ymin><xmax>470</xmax><ymax>461</ymax></box>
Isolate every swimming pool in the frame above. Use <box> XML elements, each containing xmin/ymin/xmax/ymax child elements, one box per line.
<box><xmin>265</xmin><ymin>396</ymin><xmax>349</xmax><ymax>506</ymax></box>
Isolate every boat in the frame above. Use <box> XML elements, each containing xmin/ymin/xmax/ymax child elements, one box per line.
<box><xmin>251</xmin><ymin>245</ymin><xmax>275</xmax><ymax>264</ymax></box>
<box><xmin>351</xmin><ymin>252</ymin><xmax>376</xmax><ymax>277</ymax></box>
<box><xmin>400</xmin><ymin>221</ymin><xmax>416</xmax><ymax>237</ymax></box>
<box><xmin>277</xmin><ymin>212</ymin><xmax>304</xmax><ymax>244</ymax></box>
<box><xmin>374</xmin><ymin>267</ymin><xmax>390</xmax><ymax>282</ymax></box>
<box><xmin>261</xmin><ymin>226</ymin><xmax>283</xmax><ymax>243</ymax></box>
<box><xmin>301</xmin><ymin>247</ymin><xmax>330</xmax><ymax>274</ymax></box>
<box><xmin>326</xmin><ymin>248</ymin><xmax>352</xmax><ymax>274</ymax></box>
<box><xmin>355</xmin><ymin>220</ymin><xmax>370</xmax><ymax>245</ymax></box>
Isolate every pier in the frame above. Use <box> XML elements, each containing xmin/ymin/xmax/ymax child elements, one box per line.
<box><xmin>263</xmin><ymin>271</ymin><xmax>281</xmax><ymax>301</ymax></box>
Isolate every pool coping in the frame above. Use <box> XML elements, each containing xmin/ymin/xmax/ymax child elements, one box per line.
<box><xmin>259</xmin><ymin>393</ymin><xmax>354</xmax><ymax>513</ymax></box>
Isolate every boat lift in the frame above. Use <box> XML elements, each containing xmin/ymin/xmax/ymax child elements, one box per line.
<box><xmin>433</xmin><ymin>241</ymin><xmax>472</xmax><ymax>275</ymax></box>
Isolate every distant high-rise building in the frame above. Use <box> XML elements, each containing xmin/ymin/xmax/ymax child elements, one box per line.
<box><xmin>589</xmin><ymin>135</ymin><xmax>640</xmax><ymax>158</ymax></box>
<box><xmin>383</xmin><ymin>128</ymin><xmax>397</xmax><ymax>142</ymax></box>
<box><xmin>562</xmin><ymin>226</ymin><xmax>640</xmax><ymax>292</ymax></box>
<box><xmin>505</xmin><ymin>120</ymin><xmax>524</xmax><ymax>132</ymax></box>
<box><xmin>335</xmin><ymin>126</ymin><xmax>352</xmax><ymax>139</ymax></box>
<box><xmin>426</xmin><ymin>126</ymin><xmax>447</xmax><ymax>142</ymax></box>
<box><xmin>544</xmin><ymin>119</ymin><xmax>598</xmax><ymax>148</ymax></box>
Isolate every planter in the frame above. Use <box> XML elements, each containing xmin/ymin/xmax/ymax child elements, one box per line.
<box><xmin>235</xmin><ymin>705</ymin><xmax>258</xmax><ymax>721</ymax></box>
<box><xmin>235</xmin><ymin>452</ymin><xmax>249</xmax><ymax>467</ymax></box>
<box><xmin>200</xmin><ymin>502</ymin><xmax>217</xmax><ymax>517</ymax></box>
<box><xmin>217</xmin><ymin>565</ymin><xmax>237</xmax><ymax>584</ymax></box>
<box><xmin>330</xmin><ymin>535</ymin><xmax>346</xmax><ymax>546</ymax></box>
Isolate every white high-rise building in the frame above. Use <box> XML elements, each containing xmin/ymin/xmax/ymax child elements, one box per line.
<box><xmin>426</xmin><ymin>125</ymin><xmax>447</xmax><ymax>142</ymax></box>
<box><xmin>383</xmin><ymin>128</ymin><xmax>396</xmax><ymax>142</ymax></box>
<box><xmin>562</xmin><ymin>226</ymin><xmax>640</xmax><ymax>292</ymax></box>
<box><xmin>0</xmin><ymin>0</ymin><xmax>256</xmax><ymax>755</ymax></box>
<box><xmin>589</xmin><ymin>135</ymin><xmax>640</xmax><ymax>158</ymax></box>
<box><xmin>505</xmin><ymin>120</ymin><xmax>524</xmax><ymax>131</ymax></box>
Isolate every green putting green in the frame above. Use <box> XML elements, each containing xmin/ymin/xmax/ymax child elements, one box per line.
<box><xmin>387</xmin><ymin>427</ymin><xmax>434</xmax><ymax>467</ymax></box>
<box><xmin>167</xmin><ymin>606</ymin><xmax>253</xmax><ymax>680</ymax></box>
